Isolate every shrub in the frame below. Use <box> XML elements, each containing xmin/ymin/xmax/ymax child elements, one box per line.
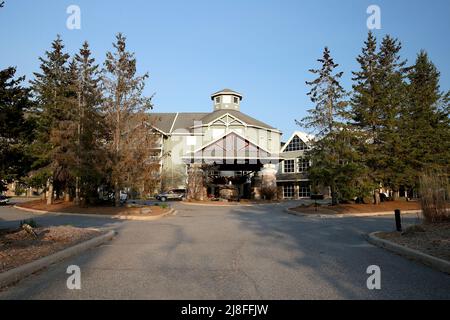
<box><xmin>419</xmin><ymin>170</ymin><xmax>449</xmax><ymax>223</ymax></box>
<box><xmin>261</xmin><ymin>186</ymin><xmax>278</xmax><ymax>200</ymax></box>
<box><xmin>19</xmin><ymin>219</ymin><xmax>39</xmax><ymax>228</ymax></box>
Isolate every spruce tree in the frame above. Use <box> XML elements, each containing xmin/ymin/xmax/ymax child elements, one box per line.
<box><xmin>101</xmin><ymin>33</ymin><xmax>153</xmax><ymax>206</ymax></box>
<box><xmin>300</xmin><ymin>47</ymin><xmax>363</xmax><ymax>205</ymax></box>
<box><xmin>72</xmin><ymin>41</ymin><xmax>105</xmax><ymax>205</ymax></box>
<box><xmin>0</xmin><ymin>67</ymin><xmax>35</xmax><ymax>193</ymax></box>
<box><xmin>30</xmin><ymin>35</ymin><xmax>72</xmax><ymax>204</ymax></box>
<box><xmin>351</xmin><ymin>34</ymin><xmax>409</xmax><ymax>201</ymax></box>
<box><xmin>350</xmin><ymin>32</ymin><xmax>383</xmax><ymax>203</ymax></box>
<box><xmin>375</xmin><ymin>35</ymin><xmax>408</xmax><ymax>199</ymax></box>
<box><xmin>402</xmin><ymin>51</ymin><xmax>450</xmax><ymax>188</ymax></box>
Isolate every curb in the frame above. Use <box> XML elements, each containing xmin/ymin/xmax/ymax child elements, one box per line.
<box><xmin>181</xmin><ymin>201</ymin><xmax>255</xmax><ymax>207</ymax></box>
<box><xmin>13</xmin><ymin>204</ymin><xmax>175</xmax><ymax>221</ymax></box>
<box><xmin>285</xmin><ymin>207</ymin><xmax>422</xmax><ymax>218</ymax></box>
<box><xmin>0</xmin><ymin>230</ymin><xmax>116</xmax><ymax>289</ymax></box>
<box><xmin>181</xmin><ymin>201</ymin><xmax>283</xmax><ymax>207</ymax></box>
<box><xmin>367</xmin><ymin>231</ymin><xmax>450</xmax><ymax>275</ymax></box>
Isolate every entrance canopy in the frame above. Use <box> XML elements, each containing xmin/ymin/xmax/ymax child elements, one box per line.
<box><xmin>182</xmin><ymin>131</ymin><xmax>280</xmax><ymax>165</ymax></box>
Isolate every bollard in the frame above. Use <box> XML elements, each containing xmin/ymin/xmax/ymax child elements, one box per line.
<box><xmin>394</xmin><ymin>209</ymin><xmax>402</xmax><ymax>232</ymax></box>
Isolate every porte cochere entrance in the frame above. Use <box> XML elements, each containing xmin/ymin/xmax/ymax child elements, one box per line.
<box><xmin>183</xmin><ymin>131</ymin><xmax>280</xmax><ymax>200</ymax></box>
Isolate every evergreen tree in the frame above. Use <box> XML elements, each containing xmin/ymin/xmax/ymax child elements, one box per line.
<box><xmin>101</xmin><ymin>33</ymin><xmax>153</xmax><ymax>206</ymax></box>
<box><xmin>300</xmin><ymin>47</ymin><xmax>363</xmax><ymax>205</ymax></box>
<box><xmin>350</xmin><ymin>32</ymin><xmax>383</xmax><ymax>203</ymax></box>
<box><xmin>72</xmin><ymin>41</ymin><xmax>105</xmax><ymax>205</ymax></box>
<box><xmin>30</xmin><ymin>35</ymin><xmax>72</xmax><ymax>204</ymax></box>
<box><xmin>401</xmin><ymin>51</ymin><xmax>450</xmax><ymax>186</ymax></box>
<box><xmin>351</xmin><ymin>34</ymin><xmax>409</xmax><ymax>201</ymax></box>
<box><xmin>376</xmin><ymin>35</ymin><xmax>409</xmax><ymax>198</ymax></box>
<box><xmin>0</xmin><ymin>67</ymin><xmax>35</xmax><ymax>192</ymax></box>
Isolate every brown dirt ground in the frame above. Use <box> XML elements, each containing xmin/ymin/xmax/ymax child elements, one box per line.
<box><xmin>291</xmin><ymin>200</ymin><xmax>421</xmax><ymax>215</ymax></box>
<box><xmin>0</xmin><ymin>226</ymin><xmax>101</xmax><ymax>273</ymax></box>
<box><xmin>18</xmin><ymin>200</ymin><xmax>170</xmax><ymax>216</ymax></box>
<box><xmin>377</xmin><ymin>222</ymin><xmax>450</xmax><ymax>262</ymax></box>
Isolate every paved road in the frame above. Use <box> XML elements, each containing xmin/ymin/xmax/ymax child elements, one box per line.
<box><xmin>0</xmin><ymin>201</ymin><xmax>449</xmax><ymax>299</ymax></box>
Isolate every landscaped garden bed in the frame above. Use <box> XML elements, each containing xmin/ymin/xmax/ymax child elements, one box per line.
<box><xmin>291</xmin><ymin>200</ymin><xmax>420</xmax><ymax>215</ymax></box>
<box><xmin>0</xmin><ymin>225</ymin><xmax>102</xmax><ymax>273</ymax></box>
<box><xmin>376</xmin><ymin>223</ymin><xmax>450</xmax><ymax>262</ymax></box>
<box><xmin>17</xmin><ymin>200</ymin><xmax>171</xmax><ymax>217</ymax></box>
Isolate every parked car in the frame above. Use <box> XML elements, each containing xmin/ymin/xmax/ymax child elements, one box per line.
<box><xmin>0</xmin><ymin>195</ymin><xmax>10</xmax><ymax>205</ymax></box>
<box><xmin>156</xmin><ymin>189</ymin><xmax>186</xmax><ymax>202</ymax></box>
<box><xmin>98</xmin><ymin>189</ymin><xmax>128</xmax><ymax>204</ymax></box>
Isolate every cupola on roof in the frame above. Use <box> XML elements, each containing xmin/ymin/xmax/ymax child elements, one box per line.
<box><xmin>210</xmin><ymin>88</ymin><xmax>242</xmax><ymax>111</ymax></box>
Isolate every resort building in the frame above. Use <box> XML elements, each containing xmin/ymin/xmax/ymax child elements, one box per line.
<box><xmin>149</xmin><ymin>89</ymin><xmax>314</xmax><ymax>200</ymax></box>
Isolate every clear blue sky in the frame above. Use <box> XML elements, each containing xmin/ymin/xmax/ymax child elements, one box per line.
<box><xmin>1</xmin><ymin>0</ymin><xmax>449</xmax><ymax>141</ymax></box>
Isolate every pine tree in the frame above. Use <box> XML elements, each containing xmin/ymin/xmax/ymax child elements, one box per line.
<box><xmin>375</xmin><ymin>35</ymin><xmax>409</xmax><ymax>199</ymax></box>
<box><xmin>351</xmin><ymin>34</ymin><xmax>409</xmax><ymax>201</ymax></box>
<box><xmin>30</xmin><ymin>35</ymin><xmax>72</xmax><ymax>204</ymax></box>
<box><xmin>101</xmin><ymin>33</ymin><xmax>153</xmax><ymax>206</ymax></box>
<box><xmin>72</xmin><ymin>41</ymin><xmax>105</xmax><ymax>205</ymax></box>
<box><xmin>300</xmin><ymin>47</ymin><xmax>363</xmax><ymax>205</ymax></box>
<box><xmin>0</xmin><ymin>67</ymin><xmax>35</xmax><ymax>193</ymax></box>
<box><xmin>401</xmin><ymin>51</ymin><xmax>450</xmax><ymax>187</ymax></box>
<box><xmin>350</xmin><ymin>32</ymin><xmax>383</xmax><ymax>203</ymax></box>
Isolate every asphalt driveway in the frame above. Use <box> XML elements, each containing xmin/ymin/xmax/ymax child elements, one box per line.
<box><xmin>0</xmin><ymin>201</ymin><xmax>449</xmax><ymax>299</ymax></box>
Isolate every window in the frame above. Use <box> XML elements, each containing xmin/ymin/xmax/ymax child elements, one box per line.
<box><xmin>297</xmin><ymin>158</ymin><xmax>310</xmax><ymax>172</ymax></box>
<box><xmin>285</xmin><ymin>135</ymin><xmax>308</xmax><ymax>151</ymax></box>
<box><xmin>233</xmin><ymin>96</ymin><xmax>239</xmax><ymax>104</ymax></box>
<box><xmin>283</xmin><ymin>159</ymin><xmax>295</xmax><ymax>173</ymax></box>
<box><xmin>215</xmin><ymin>96</ymin><xmax>221</xmax><ymax>103</ymax></box>
<box><xmin>283</xmin><ymin>185</ymin><xmax>294</xmax><ymax>198</ymax></box>
<box><xmin>299</xmin><ymin>185</ymin><xmax>311</xmax><ymax>198</ymax></box>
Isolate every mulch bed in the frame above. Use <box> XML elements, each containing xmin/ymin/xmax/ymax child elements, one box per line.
<box><xmin>0</xmin><ymin>226</ymin><xmax>101</xmax><ymax>273</ymax></box>
<box><xmin>377</xmin><ymin>222</ymin><xmax>450</xmax><ymax>262</ymax></box>
<box><xmin>18</xmin><ymin>200</ymin><xmax>170</xmax><ymax>216</ymax></box>
<box><xmin>291</xmin><ymin>201</ymin><xmax>421</xmax><ymax>215</ymax></box>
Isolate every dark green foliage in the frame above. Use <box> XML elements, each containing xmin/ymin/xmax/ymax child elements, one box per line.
<box><xmin>19</xmin><ymin>219</ymin><xmax>39</xmax><ymax>228</ymax></box>
<box><xmin>0</xmin><ymin>67</ymin><xmax>35</xmax><ymax>190</ymax></box>
<box><xmin>401</xmin><ymin>51</ymin><xmax>450</xmax><ymax>183</ymax></box>
<box><xmin>300</xmin><ymin>47</ymin><xmax>365</xmax><ymax>205</ymax></box>
<box><xmin>29</xmin><ymin>35</ymin><xmax>72</xmax><ymax>196</ymax></box>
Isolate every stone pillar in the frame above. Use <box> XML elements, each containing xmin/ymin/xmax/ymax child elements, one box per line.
<box><xmin>187</xmin><ymin>164</ymin><xmax>206</xmax><ymax>201</ymax></box>
<box><xmin>260</xmin><ymin>164</ymin><xmax>277</xmax><ymax>200</ymax></box>
<box><xmin>294</xmin><ymin>184</ymin><xmax>300</xmax><ymax>199</ymax></box>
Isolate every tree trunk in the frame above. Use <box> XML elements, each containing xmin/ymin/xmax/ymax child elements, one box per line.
<box><xmin>46</xmin><ymin>178</ymin><xmax>54</xmax><ymax>205</ymax></box>
<box><xmin>114</xmin><ymin>180</ymin><xmax>120</xmax><ymax>207</ymax></box>
<box><xmin>64</xmin><ymin>185</ymin><xmax>71</xmax><ymax>202</ymax></box>
<box><xmin>330</xmin><ymin>186</ymin><xmax>338</xmax><ymax>206</ymax></box>
<box><xmin>392</xmin><ymin>190</ymin><xmax>399</xmax><ymax>201</ymax></box>
<box><xmin>374</xmin><ymin>189</ymin><xmax>381</xmax><ymax>205</ymax></box>
<box><xmin>74</xmin><ymin>177</ymin><xmax>80</xmax><ymax>206</ymax></box>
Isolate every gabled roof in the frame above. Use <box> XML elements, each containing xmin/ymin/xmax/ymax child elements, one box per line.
<box><xmin>199</xmin><ymin>110</ymin><xmax>277</xmax><ymax>130</ymax></box>
<box><xmin>190</xmin><ymin>130</ymin><xmax>272</xmax><ymax>155</ymax></box>
<box><xmin>149</xmin><ymin>110</ymin><xmax>278</xmax><ymax>134</ymax></box>
<box><xmin>280</xmin><ymin>131</ymin><xmax>315</xmax><ymax>153</ymax></box>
